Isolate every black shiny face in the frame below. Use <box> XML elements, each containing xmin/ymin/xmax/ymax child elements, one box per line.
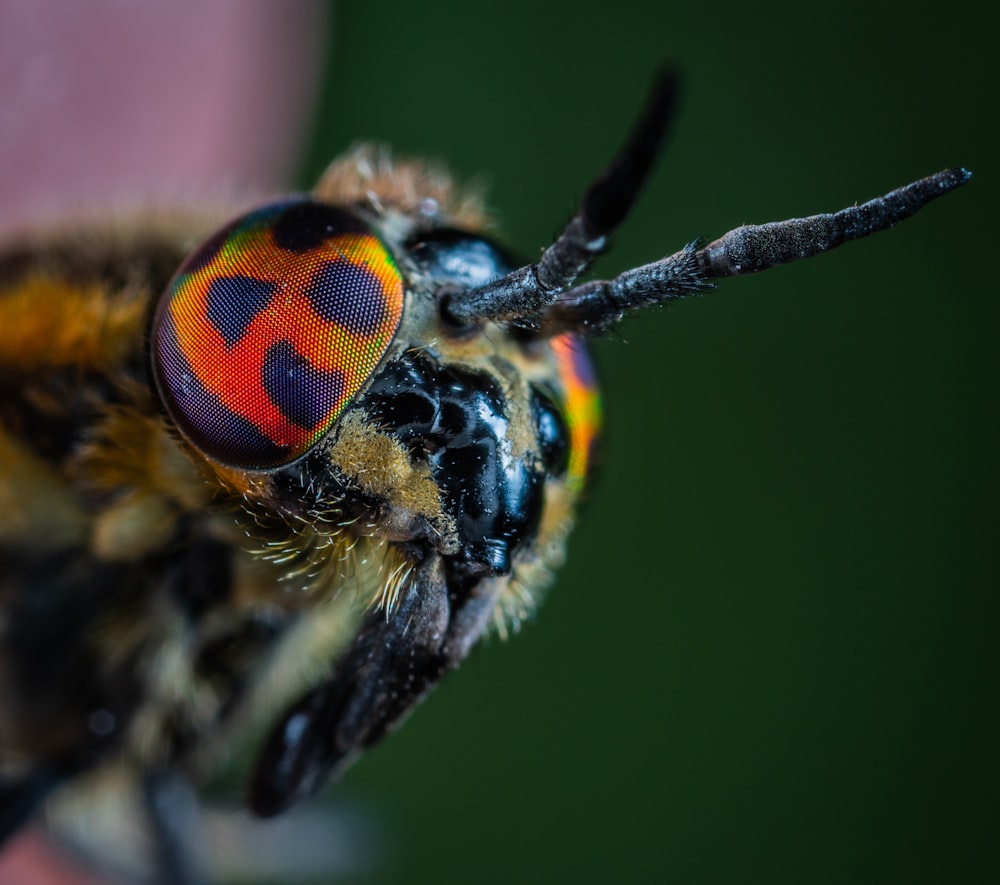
<box><xmin>359</xmin><ymin>350</ymin><xmax>550</xmax><ymax>582</ymax></box>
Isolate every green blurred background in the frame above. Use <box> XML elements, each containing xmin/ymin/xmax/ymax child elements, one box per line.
<box><xmin>288</xmin><ymin>1</ymin><xmax>996</xmax><ymax>883</ymax></box>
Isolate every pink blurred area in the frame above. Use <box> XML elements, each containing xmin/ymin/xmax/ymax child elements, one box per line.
<box><xmin>0</xmin><ymin>831</ymin><xmax>108</xmax><ymax>885</ymax></box>
<box><xmin>0</xmin><ymin>0</ymin><xmax>328</xmax><ymax>235</ymax></box>
<box><xmin>0</xmin><ymin>0</ymin><xmax>328</xmax><ymax>881</ymax></box>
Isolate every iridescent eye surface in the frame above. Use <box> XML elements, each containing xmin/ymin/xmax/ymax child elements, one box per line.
<box><xmin>550</xmin><ymin>334</ymin><xmax>601</xmax><ymax>492</ymax></box>
<box><xmin>152</xmin><ymin>199</ymin><xmax>404</xmax><ymax>469</ymax></box>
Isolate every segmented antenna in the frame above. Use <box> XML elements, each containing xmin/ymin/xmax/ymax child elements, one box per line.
<box><xmin>442</xmin><ymin>67</ymin><xmax>970</xmax><ymax>336</ymax></box>
<box><xmin>442</xmin><ymin>66</ymin><xmax>680</xmax><ymax>326</ymax></box>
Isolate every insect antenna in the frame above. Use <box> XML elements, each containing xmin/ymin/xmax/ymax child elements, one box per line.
<box><xmin>441</xmin><ymin>65</ymin><xmax>680</xmax><ymax>327</ymax></box>
<box><xmin>443</xmin><ymin>66</ymin><xmax>970</xmax><ymax>336</ymax></box>
<box><xmin>537</xmin><ymin>166</ymin><xmax>971</xmax><ymax>336</ymax></box>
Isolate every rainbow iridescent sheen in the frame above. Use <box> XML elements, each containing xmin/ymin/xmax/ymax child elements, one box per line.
<box><xmin>152</xmin><ymin>199</ymin><xmax>404</xmax><ymax>469</ymax></box>
<box><xmin>551</xmin><ymin>334</ymin><xmax>601</xmax><ymax>491</ymax></box>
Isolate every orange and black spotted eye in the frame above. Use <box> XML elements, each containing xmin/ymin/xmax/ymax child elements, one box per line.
<box><xmin>151</xmin><ymin>199</ymin><xmax>404</xmax><ymax>469</ymax></box>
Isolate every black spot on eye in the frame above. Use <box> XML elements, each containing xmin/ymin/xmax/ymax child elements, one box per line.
<box><xmin>262</xmin><ymin>340</ymin><xmax>345</xmax><ymax>430</ymax></box>
<box><xmin>272</xmin><ymin>202</ymin><xmax>368</xmax><ymax>253</ymax></box>
<box><xmin>305</xmin><ymin>260</ymin><xmax>388</xmax><ymax>335</ymax></box>
<box><xmin>205</xmin><ymin>276</ymin><xmax>276</xmax><ymax>347</ymax></box>
<box><xmin>154</xmin><ymin>315</ymin><xmax>290</xmax><ymax>467</ymax></box>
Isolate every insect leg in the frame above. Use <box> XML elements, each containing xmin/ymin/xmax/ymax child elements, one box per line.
<box><xmin>443</xmin><ymin>66</ymin><xmax>679</xmax><ymax>326</ymax></box>
<box><xmin>538</xmin><ymin>167</ymin><xmax>971</xmax><ymax>336</ymax></box>
<box><xmin>248</xmin><ymin>555</ymin><xmax>499</xmax><ymax>818</ymax></box>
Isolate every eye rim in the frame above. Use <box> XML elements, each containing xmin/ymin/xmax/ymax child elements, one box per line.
<box><xmin>150</xmin><ymin>198</ymin><xmax>405</xmax><ymax>472</ymax></box>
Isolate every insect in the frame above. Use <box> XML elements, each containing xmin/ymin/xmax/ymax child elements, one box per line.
<box><xmin>0</xmin><ymin>67</ymin><xmax>968</xmax><ymax>881</ymax></box>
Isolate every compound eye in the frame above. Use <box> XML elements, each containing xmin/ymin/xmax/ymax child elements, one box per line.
<box><xmin>152</xmin><ymin>199</ymin><xmax>404</xmax><ymax>469</ymax></box>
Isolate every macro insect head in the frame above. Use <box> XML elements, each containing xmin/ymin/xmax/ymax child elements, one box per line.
<box><xmin>0</xmin><ymin>67</ymin><xmax>968</xmax><ymax>878</ymax></box>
